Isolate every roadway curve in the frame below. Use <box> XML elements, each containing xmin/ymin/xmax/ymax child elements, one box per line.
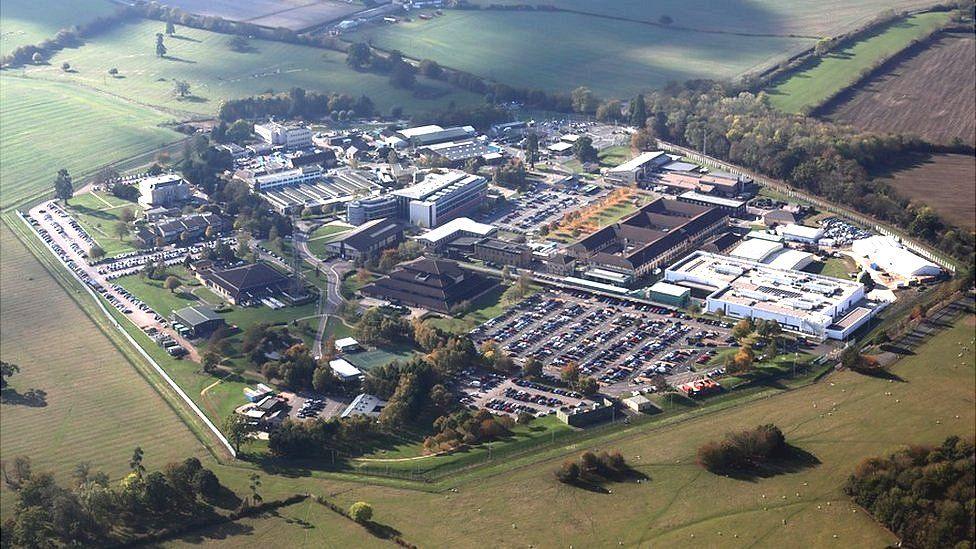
<box><xmin>293</xmin><ymin>230</ymin><xmax>351</xmax><ymax>358</ymax></box>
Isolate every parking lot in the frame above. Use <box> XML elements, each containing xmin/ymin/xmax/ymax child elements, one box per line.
<box><xmin>480</xmin><ymin>185</ymin><xmax>604</xmax><ymax>235</ymax></box>
<box><xmin>456</xmin><ymin>369</ymin><xmax>593</xmax><ymax>418</ymax></box>
<box><xmin>471</xmin><ymin>289</ymin><xmax>735</xmax><ymax>396</ymax></box>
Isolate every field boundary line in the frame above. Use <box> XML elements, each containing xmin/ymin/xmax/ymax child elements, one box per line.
<box><xmin>10</xmin><ymin>211</ymin><xmax>237</xmax><ymax>458</ymax></box>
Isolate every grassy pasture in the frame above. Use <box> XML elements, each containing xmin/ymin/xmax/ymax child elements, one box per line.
<box><xmin>0</xmin><ymin>224</ymin><xmax>206</xmax><ymax>517</ymax></box>
<box><xmin>24</xmin><ymin>19</ymin><xmax>480</xmax><ymax>117</ymax></box>
<box><xmin>465</xmin><ymin>0</ymin><xmax>941</xmax><ymax>37</ymax></box>
<box><xmin>0</xmin><ymin>0</ymin><xmax>116</xmax><ymax>57</ymax></box>
<box><xmin>351</xmin><ymin>11</ymin><xmax>813</xmax><ymax>99</ymax></box>
<box><xmin>0</xmin><ymin>76</ymin><xmax>182</xmax><ymax>209</ymax></box>
<box><xmin>66</xmin><ymin>193</ymin><xmax>142</xmax><ymax>256</ymax></box>
<box><xmin>314</xmin><ymin>313</ymin><xmax>975</xmax><ymax>548</ymax></box>
<box><xmin>766</xmin><ymin>11</ymin><xmax>951</xmax><ymax>113</ymax></box>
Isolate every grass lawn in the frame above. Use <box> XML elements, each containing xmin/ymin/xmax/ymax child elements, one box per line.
<box><xmin>25</xmin><ymin>19</ymin><xmax>480</xmax><ymax>118</ymax></box>
<box><xmin>804</xmin><ymin>256</ymin><xmax>858</xmax><ymax>279</ymax></box>
<box><xmin>340</xmin><ymin>270</ymin><xmax>376</xmax><ymax>299</ymax></box>
<box><xmin>0</xmin><ymin>75</ymin><xmax>182</xmax><ymax>209</ymax></box>
<box><xmin>598</xmin><ymin>145</ymin><xmax>633</xmax><ymax>167</ymax></box>
<box><xmin>343</xmin><ymin>341</ymin><xmax>419</xmax><ymax>372</ymax></box>
<box><xmin>0</xmin><ymin>224</ymin><xmax>207</xmax><ymax>517</ymax></box>
<box><xmin>766</xmin><ymin>11</ymin><xmax>951</xmax><ymax>113</ymax></box>
<box><xmin>0</xmin><ymin>0</ymin><xmax>116</xmax><ymax>57</ymax></box>
<box><xmin>65</xmin><ymin>195</ymin><xmax>141</xmax><ymax>256</ymax></box>
<box><xmin>306</xmin><ymin>224</ymin><xmax>352</xmax><ymax>258</ymax></box>
<box><xmin>425</xmin><ymin>284</ymin><xmax>517</xmax><ymax>334</ymax></box>
<box><xmin>115</xmin><ymin>266</ymin><xmax>201</xmax><ymax>316</ymax></box>
<box><xmin>351</xmin><ymin>10</ymin><xmax>812</xmax><ymax>98</ymax></box>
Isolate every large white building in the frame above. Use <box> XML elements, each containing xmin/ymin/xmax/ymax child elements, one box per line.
<box><xmin>249</xmin><ymin>165</ymin><xmax>325</xmax><ymax>192</ymax></box>
<box><xmin>137</xmin><ymin>173</ymin><xmax>191</xmax><ymax>209</ymax></box>
<box><xmin>396</xmin><ymin>124</ymin><xmax>476</xmax><ymax>147</ymax></box>
<box><xmin>253</xmin><ymin>120</ymin><xmax>313</xmax><ymax>149</ymax></box>
<box><xmin>417</xmin><ymin>216</ymin><xmax>496</xmax><ymax>249</ymax></box>
<box><xmin>665</xmin><ymin>251</ymin><xmax>882</xmax><ymax>340</ymax></box>
<box><xmin>851</xmin><ymin>235</ymin><xmax>942</xmax><ymax>278</ymax></box>
<box><xmin>392</xmin><ymin>170</ymin><xmax>488</xmax><ymax>228</ymax></box>
<box><xmin>605</xmin><ymin>151</ymin><xmax>670</xmax><ymax>185</ymax></box>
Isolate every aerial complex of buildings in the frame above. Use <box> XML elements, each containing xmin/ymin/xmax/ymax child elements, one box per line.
<box><xmin>25</xmin><ymin>111</ymin><xmax>950</xmax><ymax>439</ymax></box>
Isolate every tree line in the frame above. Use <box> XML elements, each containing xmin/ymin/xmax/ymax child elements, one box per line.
<box><xmin>632</xmin><ymin>80</ymin><xmax>974</xmax><ymax>262</ymax></box>
<box><xmin>0</xmin><ymin>8</ymin><xmax>137</xmax><ymax>67</ymax></box>
<box><xmin>844</xmin><ymin>436</ymin><xmax>974</xmax><ymax>548</ymax></box>
<box><xmin>0</xmin><ymin>450</ymin><xmax>234</xmax><ymax>548</ymax></box>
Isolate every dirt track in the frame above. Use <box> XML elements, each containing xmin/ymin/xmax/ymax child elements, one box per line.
<box><xmin>825</xmin><ymin>32</ymin><xmax>976</xmax><ymax>146</ymax></box>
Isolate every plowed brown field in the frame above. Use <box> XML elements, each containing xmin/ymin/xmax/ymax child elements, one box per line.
<box><xmin>826</xmin><ymin>32</ymin><xmax>975</xmax><ymax>145</ymax></box>
<box><xmin>875</xmin><ymin>153</ymin><xmax>976</xmax><ymax>230</ymax></box>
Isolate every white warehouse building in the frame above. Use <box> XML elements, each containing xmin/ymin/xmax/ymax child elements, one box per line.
<box><xmin>665</xmin><ymin>251</ymin><xmax>883</xmax><ymax>340</ymax></box>
<box><xmin>851</xmin><ymin>235</ymin><xmax>942</xmax><ymax>278</ymax></box>
<box><xmin>254</xmin><ymin>120</ymin><xmax>313</xmax><ymax>150</ymax></box>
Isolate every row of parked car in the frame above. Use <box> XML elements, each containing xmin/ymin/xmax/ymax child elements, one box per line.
<box><xmin>296</xmin><ymin>398</ymin><xmax>326</xmax><ymax>419</ymax></box>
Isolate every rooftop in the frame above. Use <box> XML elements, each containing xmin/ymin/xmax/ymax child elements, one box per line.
<box><xmin>418</xmin><ymin>217</ymin><xmax>496</xmax><ymax>244</ymax></box>
<box><xmin>173</xmin><ymin>305</ymin><xmax>223</xmax><ymax>326</ymax></box>
<box><xmin>393</xmin><ymin>170</ymin><xmax>485</xmax><ymax>202</ymax></box>
<box><xmin>609</xmin><ymin>151</ymin><xmax>668</xmax><ymax>173</ymax></box>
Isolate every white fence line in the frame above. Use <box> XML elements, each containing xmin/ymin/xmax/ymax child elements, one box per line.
<box><xmin>656</xmin><ymin>140</ymin><xmax>957</xmax><ymax>273</ymax></box>
<box><xmin>17</xmin><ymin>211</ymin><xmax>237</xmax><ymax>458</ymax></box>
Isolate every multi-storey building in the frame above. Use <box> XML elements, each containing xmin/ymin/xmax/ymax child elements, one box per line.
<box><xmin>391</xmin><ymin>170</ymin><xmax>488</xmax><ymax>228</ymax></box>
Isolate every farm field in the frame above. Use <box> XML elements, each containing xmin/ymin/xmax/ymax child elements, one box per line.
<box><xmin>873</xmin><ymin>153</ymin><xmax>976</xmax><ymax>230</ymax></box>
<box><xmin>766</xmin><ymin>11</ymin><xmax>952</xmax><ymax>113</ymax></box>
<box><xmin>24</xmin><ymin>19</ymin><xmax>481</xmax><ymax>118</ymax></box>
<box><xmin>465</xmin><ymin>0</ymin><xmax>943</xmax><ymax>36</ymax></box>
<box><xmin>0</xmin><ymin>224</ymin><xmax>207</xmax><ymax>517</ymax></box>
<box><xmin>157</xmin><ymin>0</ymin><xmax>364</xmax><ymax>31</ymax></box>
<box><xmin>0</xmin><ymin>76</ymin><xmax>182</xmax><ymax>209</ymax></box>
<box><xmin>351</xmin><ymin>11</ymin><xmax>813</xmax><ymax>98</ymax></box>
<box><xmin>0</xmin><ymin>0</ymin><xmax>116</xmax><ymax>56</ymax></box>
<box><xmin>825</xmin><ymin>32</ymin><xmax>976</xmax><ymax>145</ymax></box>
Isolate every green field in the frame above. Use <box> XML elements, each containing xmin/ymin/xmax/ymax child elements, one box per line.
<box><xmin>0</xmin><ymin>76</ymin><xmax>182</xmax><ymax>208</ymax></box>
<box><xmin>306</xmin><ymin>223</ymin><xmax>352</xmax><ymax>258</ymax></box>
<box><xmin>426</xmin><ymin>284</ymin><xmax>520</xmax><ymax>334</ymax></box>
<box><xmin>351</xmin><ymin>11</ymin><xmax>813</xmax><ymax>99</ymax></box>
<box><xmin>766</xmin><ymin>11</ymin><xmax>951</xmax><ymax>113</ymax></box>
<box><xmin>465</xmin><ymin>0</ymin><xmax>940</xmax><ymax>37</ymax></box>
<box><xmin>23</xmin><ymin>19</ymin><xmax>480</xmax><ymax>118</ymax></box>
<box><xmin>0</xmin><ymin>224</ymin><xmax>207</xmax><ymax>517</ymax></box>
<box><xmin>0</xmin><ymin>0</ymin><xmax>117</xmax><ymax>57</ymax></box>
<box><xmin>66</xmin><ymin>192</ymin><xmax>142</xmax><ymax>256</ymax></box>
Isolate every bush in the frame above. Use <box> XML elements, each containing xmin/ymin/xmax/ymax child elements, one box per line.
<box><xmin>349</xmin><ymin>501</ymin><xmax>373</xmax><ymax>523</ymax></box>
<box><xmin>697</xmin><ymin>424</ymin><xmax>787</xmax><ymax>473</ymax></box>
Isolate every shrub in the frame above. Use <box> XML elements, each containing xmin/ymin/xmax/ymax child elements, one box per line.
<box><xmin>349</xmin><ymin>501</ymin><xmax>373</xmax><ymax>523</ymax></box>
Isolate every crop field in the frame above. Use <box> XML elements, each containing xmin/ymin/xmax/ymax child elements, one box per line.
<box><xmin>765</xmin><ymin>11</ymin><xmax>952</xmax><ymax>113</ymax></box>
<box><xmin>0</xmin><ymin>76</ymin><xmax>182</xmax><ymax>209</ymax></box>
<box><xmin>874</xmin><ymin>153</ymin><xmax>976</xmax><ymax>230</ymax></box>
<box><xmin>157</xmin><ymin>0</ymin><xmax>364</xmax><ymax>31</ymax></box>
<box><xmin>825</xmin><ymin>32</ymin><xmax>976</xmax><ymax>145</ymax></box>
<box><xmin>465</xmin><ymin>0</ymin><xmax>942</xmax><ymax>37</ymax></box>
<box><xmin>351</xmin><ymin>11</ymin><xmax>813</xmax><ymax>98</ymax></box>
<box><xmin>0</xmin><ymin>0</ymin><xmax>116</xmax><ymax>56</ymax></box>
<box><xmin>23</xmin><ymin>19</ymin><xmax>480</xmax><ymax>118</ymax></box>
<box><xmin>0</xmin><ymin>224</ymin><xmax>206</xmax><ymax>517</ymax></box>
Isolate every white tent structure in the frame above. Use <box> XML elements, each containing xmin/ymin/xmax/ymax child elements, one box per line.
<box><xmin>851</xmin><ymin>236</ymin><xmax>941</xmax><ymax>278</ymax></box>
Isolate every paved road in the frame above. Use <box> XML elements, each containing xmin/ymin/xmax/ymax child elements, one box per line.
<box><xmin>293</xmin><ymin>230</ymin><xmax>352</xmax><ymax>358</ymax></box>
<box><xmin>27</xmin><ymin>200</ymin><xmax>201</xmax><ymax>362</ymax></box>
